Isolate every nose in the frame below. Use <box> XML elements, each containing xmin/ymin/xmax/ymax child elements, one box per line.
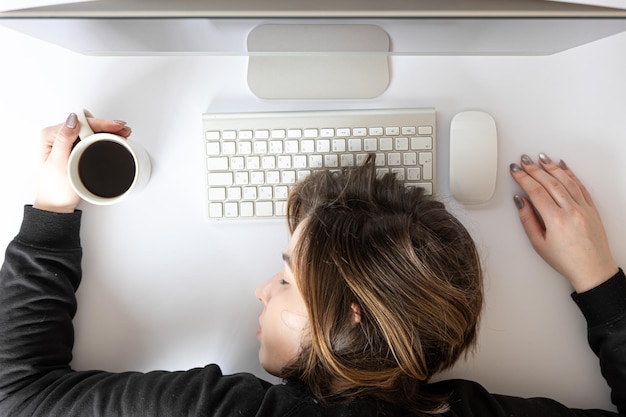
<box><xmin>255</xmin><ymin>276</ymin><xmax>273</xmax><ymax>304</ymax></box>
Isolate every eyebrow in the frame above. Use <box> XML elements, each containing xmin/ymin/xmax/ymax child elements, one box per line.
<box><xmin>282</xmin><ymin>252</ymin><xmax>292</xmax><ymax>268</ymax></box>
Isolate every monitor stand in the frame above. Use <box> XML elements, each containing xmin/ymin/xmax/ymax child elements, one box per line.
<box><xmin>247</xmin><ymin>24</ymin><xmax>390</xmax><ymax>99</ymax></box>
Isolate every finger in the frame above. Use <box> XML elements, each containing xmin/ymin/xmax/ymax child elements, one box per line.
<box><xmin>518</xmin><ymin>154</ymin><xmax>576</xmax><ymax>209</ymax></box>
<box><xmin>536</xmin><ymin>153</ymin><xmax>585</xmax><ymax>205</ymax></box>
<box><xmin>558</xmin><ymin>159</ymin><xmax>596</xmax><ymax>208</ymax></box>
<box><xmin>509</xmin><ymin>161</ymin><xmax>561</xmax><ymax>218</ymax></box>
<box><xmin>87</xmin><ymin>118</ymin><xmax>132</xmax><ymax>137</ymax></box>
<box><xmin>47</xmin><ymin>113</ymin><xmax>80</xmax><ymax>163</ymax></box>
<box><xmin>513</xmin><ymin>195</ymin><xmax>546</xmax><ymax>251</ymax></box>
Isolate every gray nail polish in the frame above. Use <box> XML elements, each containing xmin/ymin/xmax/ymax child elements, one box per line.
<box><xmin>510</xmin><ymin>163</ymin><xmax>523</xmax><ymax>173</ymax></box>
<box><xmin>539</xmin><ymin>153</ymin><xmax>552</xmax><ymax>164</ymax></box>
<box><xmin>65</xmin><ymin>113</ymin><xmax>78</xmax><ymax>129</ymax></box>
<box><xmin>513</xmin><ymin>195</ymin><xmax>525</xmax><ymax>209</ymax></box>
<box><xmin>521</xmin><ymin>154</ymin><xmax>533</xmax><ymax>165</ymax></box>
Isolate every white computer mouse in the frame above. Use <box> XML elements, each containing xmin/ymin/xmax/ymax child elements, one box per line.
<box><xmin>449</xmin><ymin>111</ymin><xmax>498</xmax><ymax>204</ymax></box>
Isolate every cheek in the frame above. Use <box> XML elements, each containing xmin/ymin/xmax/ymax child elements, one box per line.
<box><xmin>259</xmin><ymin>308</ymin><xmax>310</xmax><ymax>375</ymax></box>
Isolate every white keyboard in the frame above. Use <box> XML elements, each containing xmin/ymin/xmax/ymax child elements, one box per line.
<box><xmin>202</xmin><ymin>108</ymin><xmax>436</xmax><ymax>220</ymax></box>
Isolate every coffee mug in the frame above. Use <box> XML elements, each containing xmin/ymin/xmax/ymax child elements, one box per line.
<box><xmin>68</xmin><ymin>109</ymin><xmax>151</xmax><ymax>205</ymax></box>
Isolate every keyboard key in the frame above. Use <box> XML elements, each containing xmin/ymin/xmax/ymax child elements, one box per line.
<box><xmin>385</xmin><ymin>127</ymin><xmax>400</xmax><ymax>136</ymax></box>
<box><xmin>231</xmin><ymin>157</ymin><xmax>244</xmax><ymax>170</ymax></box>
<box><xmin>287</xmin><ymin>129</ymin><xmax>302</xmax><ymax>138</ymax></box>
<box><xmin>271</xmin><ymin>129</ymin><xmax>286</xmax><ymax>139</ymax></box>
<box><xmin>325</xmin><ymin>154</ymin><xmax>339</xmax><ymax>167</ymax></box>
<box><xmin>418</xmin><ymin>126</ymin><xmax>433</xmax><ymax>135</ymax></box>
<box><xmin>206</xmin><ymin>131</ymin><xmax>220</xmax><ymax>140</ymax></box>
<box><xmin>348</xmin><ymin>138</ymin><xmax>362</xmax><ymax>152</ymax></box>
<box><xmin>209</xmin><ymin>203</ymin><xmax>223</xmax><ymax>218</ymax></box>
<box><xmin>228</xmin><ymin>187</ymin><xmax>242</xmax><ymax>200</ymax></box>
<box><xmin>275</xmin><ymin>186</ymin><xmax>289</xmax><ymax>199</ymax></box>
<box><xmin>207</xmin><ymin>157</ymin><xmax>229</xmax><ymax>170</ymax></box>
<box><xmin>407</xmin><ymin>168</ymin><xmax>421</xmax><ymax>180</ymax></box>
<box><xmin>403</xmin><ymin>153</ymin><xmax>417</xmax><ymax>165</ymax></box>
<box><xmin>223</xmin><ymin>130</ymin><xmax>237</xmax><ymax>140</ymax></box>
<box><xmin>411</xmin><ymin>136</ymin><xmax>433</xmax><ymax>150</ymax></box>
<box><xmin>395</xmin><ymin>137</ymin><xmax>409</xmax><ymax>151</ymax></box>
<box><xmin>206</xmin><ymin>142</ymin><xmax>220</xmax><ymax>156</ymax></box>
<box><xmin>241</xmin><ymin>202</ymin><xmax>254</xmax><ymax>217</ymax></box>
<box><xmin>222</xmin><ymin>142</ymin><xmax>236</xmax><ymax>155</ymax></box>
<box><xmin>369</xmin><ymin>127</ymin><xmax>383</xmax><ymax>136</ymax></box>
<box><xmin>364</xmin><ymin>138</ymin><xmax>377</xmax><ymax>151</ymax></box>
<box><xmin>277</xmin><ymin>156</ymin><xmax>292</xmax><ymax>169</ymax></box>
<box><xmin>337</xmin><ymin>128</ymin><xmax>351</xmax><ymax>137</ymax></box>
<box><xmin>317</xmin><ymin>139</ymin><xmax>330</xmax><ymax>153</ymax></box>
<box><xmin>208</xmin><ymin>187</ymin><xmax>226</xmax><ymax>201</ymax></box>
<box><xmin>259</xmin><ymin>186</ymin><xmax>273</xmax><ymax>199</ymax></box>
<box><xmin>239</xmin><ymin>130</ymin><xmax>253</xmax><ymax>140</ymax></box>
<box><xmin>301</xmin><ymin>140</ymin><xmax>315</xmax><ymax>153</ymax></box>
<box><xmin>320</xmin><ymin>128</ymin><xmax>334</xmax><ymax>137</ymax></box>
<box><xmin>256</xmin><ymin>202</ymin><xmax>273</xmax><ymax>216</ymax></box>
<box><xmin>341</xmin><ymin>154</ymin><xmax>355</xmax><ymax>167</ymax></box>
<box><xmin>304</xmin><ymin>128</ymin><xmax>318</xmax><ymax>138</ymax></box>
<box><xmin>419</xmin><ymin>152</ymin><xmax>433</xmax><ymax>180</ymax></box>
<box><xmin>332</xmin><ymin>139</ymin><xmax>346</xmax><ymax>152</ymax></box>
<box><xmin>243</xmin><ymin>187</ymin><xmax>257</xmax><ymax>200</ymax></box>
<box><xmin>224</xmin><ymin>202</ymin><xmax>239</xmax><ymax>217</ymax></box>
<box><xmin>255</xmin><ymin>130</ymin><xmax>270</xmax><ymax>139</ymax></box>
<box><xmin>379</xmin><ymin>138</ymin><xmax>393</xmax><ymax>151</ymax></box>
<box><xmin>234</xmin><ymin>172</ymin><xmax>249</xmax><ymax>185</ymax></box>
<box><xmin>208</xmin><ymin>172</ymin><xmax>233</xmax><ymax>186</ymax></box>
<box><xmin>401</xmin><ymin>126</ymin><xmax>416</xmax><ymax>135</ymax></box>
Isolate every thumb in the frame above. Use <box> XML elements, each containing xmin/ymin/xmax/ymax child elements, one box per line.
<box><xmin>47</xmin><ymin>113</ymin><xmax>80</xmax><ymax>164</ymax></box>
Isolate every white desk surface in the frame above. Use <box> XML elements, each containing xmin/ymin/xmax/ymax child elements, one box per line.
<box><xmin>1</xmin><ymin>22</ymin><xmax>626</xmax><ymax>412</ymax></box>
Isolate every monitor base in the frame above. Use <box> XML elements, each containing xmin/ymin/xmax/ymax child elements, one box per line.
<box><xmin>247</xmin><ymin>24</ymin><xmax>390</xmax><ymax>99</ymax></box>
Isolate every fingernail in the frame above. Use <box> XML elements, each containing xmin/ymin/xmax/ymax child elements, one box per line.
<box><xmin>559</xmin><ymin>160</ymin><xmax>569</xmax><ymax>170</ymax></box>
<box><xmin>65</xmin><ymin>112</ymin><xmax>78</xmax><ymax>129</ymax></box>
<box><xmin>121</xmin><ymin>125</ymin><xmax>132</xmax><ymax>131</ymax></box>
<box><xmin>509</xmin><ymin>163</ymin><xmax>523</xmax><ymax>173</ymax></box>
<box><xmin>521</xmin><ymin>154</ymin><xmax>533</xmax><ymax>165</ymax></box>
<box><xmin>114</xmin><ymin>120</ymin><xmax>127</xmax><ymax>125</ymax></box>
<box><xmin>538</xmin><ymin>152</ymin><xmax>552</xmax><ymax>164</ymax></box>
<box><xmin>513</xmin><ymin>195</ymin><xmax>525</xmax><ymax>209</ymax></box>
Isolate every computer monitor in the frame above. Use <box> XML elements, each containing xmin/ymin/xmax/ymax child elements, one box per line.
<box><xmin>2</xmin><ymin>0</ymin><xmax>626</xmax><ymax>98</ymax></box>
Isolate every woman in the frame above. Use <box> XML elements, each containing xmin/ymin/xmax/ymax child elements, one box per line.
<box><xmin>0</xmin><ymin>113</ymin><xmax>623</xmax><ymax>416</ymax></box>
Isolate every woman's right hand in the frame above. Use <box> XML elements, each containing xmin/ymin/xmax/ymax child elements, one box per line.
<box><xmin>34</xmin><ymin>112</ymin><xmax>131</xmax><ymax>214</ymax></box>
<box><xmin>510</xmin><ymin>153</ymin><xmax>618</xmax><ymax>293</ymax></box>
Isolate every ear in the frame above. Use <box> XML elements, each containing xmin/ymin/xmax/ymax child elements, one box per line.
<box><xmin>350</xmin><ymin>302</ymin><xmax>362</xmax><ymax>326</ymax></box>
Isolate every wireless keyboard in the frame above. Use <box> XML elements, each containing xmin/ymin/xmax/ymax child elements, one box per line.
<box><xmin>202</xmin><ymin>108</ymin><xmax>436</xmax><ymax>220</ymax></box>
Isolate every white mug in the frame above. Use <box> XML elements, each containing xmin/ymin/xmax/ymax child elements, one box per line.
<box><xmin>67</xmin><ymin>109</ymin><xmax>151</xmax><ymax>205</ymax></box>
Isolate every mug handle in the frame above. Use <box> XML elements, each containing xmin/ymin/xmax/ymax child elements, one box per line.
<box><xmin>76</xmin><ymin>109</ymin><xmax>95</xmax><ymax>140</ymax></box>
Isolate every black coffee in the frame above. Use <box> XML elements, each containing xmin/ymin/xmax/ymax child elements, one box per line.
<box><xmin>78</xmin><ymin>140</ymin><xmax>136</xmax><ymax>198</ymax></box>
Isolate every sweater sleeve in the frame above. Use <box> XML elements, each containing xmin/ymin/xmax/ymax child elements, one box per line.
<box><xmin>572</xmin><ymin>268</ymin><xmax>626</xmax><ymax>415</ymax></box>
<box><xmin>0</xmin><ymin>206</ymin><xmax>271</xmax><ymax>417</ymax></box>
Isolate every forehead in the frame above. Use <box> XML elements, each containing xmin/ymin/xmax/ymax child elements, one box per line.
<box><xmin>286</xmin><ymin>218</ymin><xmax>307</xmax><ymax>257</ymax></box>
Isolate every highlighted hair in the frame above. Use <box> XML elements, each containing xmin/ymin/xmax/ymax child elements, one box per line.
<box><xmin>282</xmin><ymin>156</ymin><xmax>483</xmax><ymax>415</ymax></box>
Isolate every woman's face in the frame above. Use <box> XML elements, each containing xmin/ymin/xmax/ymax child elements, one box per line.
<box><xmin>254</xmin><ymin>222</ymin><xmax>310</xmax><ymax>376</ymax></box>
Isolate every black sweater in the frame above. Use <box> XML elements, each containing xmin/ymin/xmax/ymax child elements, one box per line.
<box><xmin>0</xmin><ymin>206</ymin><xmax>625</xmax><ymax>416</ymax></box>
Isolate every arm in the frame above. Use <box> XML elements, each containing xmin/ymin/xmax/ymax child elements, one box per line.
<box><xmin>510</xmin><ymin>153</ymin><xmax>625</xmax><ymax>414</ymax></box>
<box><xmin>0</xmin><ymin>114</ymin><xmax>271</xmax><ymax>415</ymax></box>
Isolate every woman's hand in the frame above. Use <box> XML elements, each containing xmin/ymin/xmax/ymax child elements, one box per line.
<box><xmin>510</xmin><ymin>153</ymin><xmax>618</xmax><ymax>293</ymax></box>
<box><xmin>34</xmin><ymin>112</ymin><xmax>131</xmax><ymax>213</ymax></box>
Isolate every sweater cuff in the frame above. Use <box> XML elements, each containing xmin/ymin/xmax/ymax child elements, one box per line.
<box><xmin>17</xmin><ymin>205</ymin><xmax>82</xmax><ymax>250</ymax></box>
<box><xmin>571</xmin><ymin>268</ymin><xmax>626</xmax><ymax>328</ymax></box>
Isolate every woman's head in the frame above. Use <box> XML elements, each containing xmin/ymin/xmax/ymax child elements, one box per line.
<box><xmin>257</xmin><ymin>156</ymin><xmax>483</xmax><ymax>414</ymax></box>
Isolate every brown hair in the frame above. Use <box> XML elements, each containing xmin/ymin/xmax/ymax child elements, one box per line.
<box><xmin>282</xmin><ymin>156</ymin><xmax>483</xmax><ymax>415</ymax></box>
